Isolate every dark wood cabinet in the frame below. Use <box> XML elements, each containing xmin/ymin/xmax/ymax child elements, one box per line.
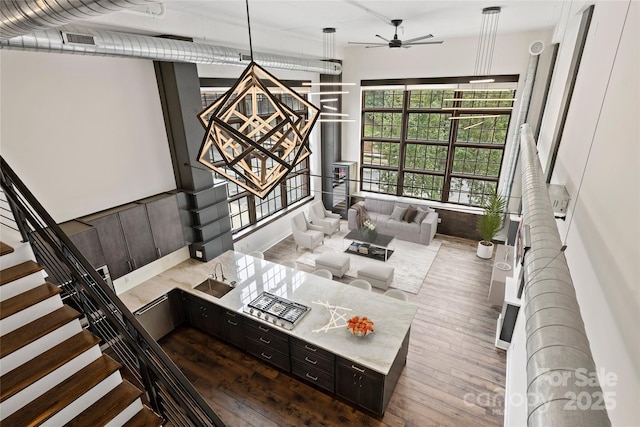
<box><xmin>336</xmin><ymin>357</ymin><xmax>384</xmax><ymax>414</ymax></box>
<box><xmin>244</xmin><ymin>317</ymin><xmax>290</xmax><ymax>371</ymax></box>
<box><xmin>58</xmin><ymin>220</ymin><xmax>107</xmax><ymax>269</ymax></box>
<box><xmin>290</xmin><ymin>337</ymin><xmax>335</xmax><ymax>393</ymax></box>
<box><xmin>138</xmin><ymin>193</ymin><xmax>185</xmax><ymax>258</ymax></box>
<box><xmin>79</xmin><ymin>194</ymin><xmax>186</xmax><ymax>280</ymax></box>
<box><xmin>81</xmin><ymin>205</ymin><xmax>137</xmax><ymax>280</ymax></box>
<box><xmin>118</xmin><ymin>204</ymin><xmax>156</xmax><ymax>270</ymax></box>
<box><xmin>222</xmin><ymin>310</ymin><xmax>245</xmax><ymax>349</ymax></box>
<box><xmin>184</xmin><ymin>292</ymin><xmax>223</xmax><ymax>338</ymax></box>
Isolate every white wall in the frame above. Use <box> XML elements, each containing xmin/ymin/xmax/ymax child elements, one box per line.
<box><xmin>532</xmin><ymin>1</ymin><xmax>639</xmax><ymax>425</ymax></box>
<box><xmin>0</xmin><ymin>50</ymin><xmax>176</xmax><ymax>223</ymax></box>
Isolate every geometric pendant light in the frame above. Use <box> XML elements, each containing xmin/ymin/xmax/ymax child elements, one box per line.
<box><xmin>197</xmin><ymin>61</ymin><xmax>319</xmax><ymax>198</ymax></box>
<box><xmin>196</xmin><ymin>0</ymin><xmax>320</xmax><ymax>199</ymax></box>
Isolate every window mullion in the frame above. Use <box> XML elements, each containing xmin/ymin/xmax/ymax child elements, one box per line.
<box><xmin>442</xmin><ymin>90</ymin><xmax>462</xmax><ymax>203</ymax></box>
<box><xmin>396</xmin><ymin>90</ymin><xmax>410</xmax><ymax>196</ymax></box>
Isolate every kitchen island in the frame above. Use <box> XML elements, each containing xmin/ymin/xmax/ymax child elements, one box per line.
<box><xmin>120</xmin><ymin>250</ymin><xmax>417</xmax><ymax>415</ymax></box>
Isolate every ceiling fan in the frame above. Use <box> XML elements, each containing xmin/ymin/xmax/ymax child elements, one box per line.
<box><xmin>348</xmin><ymin>19</ymin><xmax>444</xmax><ymax>49</ymax></box>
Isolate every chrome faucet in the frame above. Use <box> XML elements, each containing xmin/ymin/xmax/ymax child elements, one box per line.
<box><xmin>213</xmin><ymin>262</ymin><xmax>226</xmax><ymax>282</ymax></box>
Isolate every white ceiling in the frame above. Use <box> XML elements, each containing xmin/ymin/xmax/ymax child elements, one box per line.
<box><xmin>85</xmin><ymin>0</ymin><xmax>566</xmax><ymax>58</ymax></box>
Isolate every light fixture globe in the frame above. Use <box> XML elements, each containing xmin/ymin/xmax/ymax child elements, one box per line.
<box><xmin>197</xmin><ymin>61</ymin><xmax>319</xmax><ymax>198</ymax></box>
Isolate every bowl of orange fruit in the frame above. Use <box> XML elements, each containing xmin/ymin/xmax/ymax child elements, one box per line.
<box><xmin>346</xmin><ymin>315</ymin><xmax>374</xmax><ymax>337</ymax></box>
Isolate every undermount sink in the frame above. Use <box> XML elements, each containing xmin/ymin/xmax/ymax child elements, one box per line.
<box><xmin>194</xmin><ymin>277</ymin><xmax>235</xmax><ymax>298</ymax></box>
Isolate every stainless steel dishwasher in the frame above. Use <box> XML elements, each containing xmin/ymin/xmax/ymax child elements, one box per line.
<box><xmin>134</xmin><ymin>294</ymin><xmax>175</xmax><ymax>340</ymax></box>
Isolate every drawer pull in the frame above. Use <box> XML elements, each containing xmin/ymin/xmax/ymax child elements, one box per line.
<box><xmin>226</xmin><ymin>311</ymin><xmax>237</xmax><ymax>317</ymax></box>
<box><xmin>227</xmin><ymin>320</ymin><xmax>238</xmax><ymax>326</ymax></box>
<box><xmin>259</xmin><ymin>337</ymin><xmax>271</xmax><ymax>344</ymax></box>
<box><xmin>261</xmin><ymin>352</ymin><xmax>272</xmax><ymax>360</ymax></box>
<box><xmin>305</xmin><ymin>373</ymin><xmax>318</xmax><ymax>381</ymax></box>
<box><xmin>304</xmin><ymin>356</ymin><xmax>317</xmax><ymax>365</ymax></box>
<box><xmin>351</xmin><ymin>365</ymin><xmax>365</xmax><ymax>373</ymax></box>
<box><xmin>304</xmin><ymin>344</ymin><xmax>317</xmax><ymax>352</ymax></box>
<box><xmin>258</xmin><ymin>325</ymin><xmax>270</xmax><ymax>332</ymax></box>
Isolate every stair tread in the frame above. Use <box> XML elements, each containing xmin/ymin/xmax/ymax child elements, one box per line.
<box><xmin>64</xmin><ymin>379</ymin><xmax>143</xmax><ymax>427</ymax></box>
<box><xmin>0</xmin><ymin>282</ymin><xmax>61</xmax><ymax>320</ymax></box>
<box><xmin>0</xmin><ymin>241</ymin><xmax>14</xmax><ymax>256</ymax></box>
<box><xmin>0</xmin><ymin>330</ymin><xmax>101</xmax><ymax>403</ymax></box>
<box><xmin>123</xmin><ymin>406</ymin><xmax>164</xmax><ymax>427</ymax></box>
<box><xmin>1</xmin><ymin>354</ymin><xmax>122</xmax><ymax>427</ymax></box>
<box><xmin>0</xmin><ymin>260</ymin><xmax>43</xmax><ymax>286</ymax></box>
<box><xmin>0</xmin><ymin>305</ymin><xmax>82</xmax><ymax>359</ymax></box>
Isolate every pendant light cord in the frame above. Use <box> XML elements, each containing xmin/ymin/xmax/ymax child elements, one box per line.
<box><xmin>245</xmin><ymin>0</ymin><xmax>254</xmax><ymax>61</ymax></box>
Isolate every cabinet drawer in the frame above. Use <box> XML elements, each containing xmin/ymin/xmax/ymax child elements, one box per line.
<box><xmin>244</xmin><ymin>318</ymin><xmax>289</xmax><ymax>342</ymax></box>
<box><xmin>336</xmin><ymin>357</ymin><xmax>384</xmax><ymax>382</ymax></box>
<box><xmin>290</xmin><ymin>337</ymin><xmax>334</xmax><ymax>362</ymax></box>
<box><xmin>245</xmin><ymin>328</ymin><xmax>289</xmax><ymax>355</ymax></box>
<box><xmin>290</xmin><ymin>345</ymin><xmax>334</xmax><ymax>374</ymax></box>
<box><xmin>291</xmin><ymin>358</ymin><xmax>334</xmax><ymax>393</ymax></box>
<box><xmin>246</xmin><ymin>339</ymin><xmax>290</xmax><ymax>371</ymax></box>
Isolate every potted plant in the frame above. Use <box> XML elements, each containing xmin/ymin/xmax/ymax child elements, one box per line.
<box><xmin>476</xmin><ymin>193</ymin><xmax>507</xmax><ymax>259</ymax></box>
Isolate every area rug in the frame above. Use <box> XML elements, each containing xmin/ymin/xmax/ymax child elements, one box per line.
<box><xmin>296</xmin><ymin>228</ymin><xmax>442</xmax><ymax>294</ymax></box>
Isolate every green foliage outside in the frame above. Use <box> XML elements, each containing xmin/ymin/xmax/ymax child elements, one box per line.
<box><xmin>361</xmin><ymin>88</ymin><xmax>514</xmax><ymax>206</ymax></box>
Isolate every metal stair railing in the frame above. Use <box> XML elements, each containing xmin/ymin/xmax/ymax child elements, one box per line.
<box><xmin>0</xmin><ymin>156</ymin><xmax>225</xmax><ymax>427</ymax></box>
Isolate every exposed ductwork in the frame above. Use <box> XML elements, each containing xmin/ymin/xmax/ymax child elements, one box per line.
<box><xmin>0</xmin><ymin>0</ymin><xmax>159</xmax><ymax>41</ymax></box>
<box><xmin>0</xmin><ymin>0</ymin><xmax>341</xmax><ymax>74</ymax></box>
<box><xmin>0</xmin><ymin>25</ymin><xmax>341</xmax><ymax>74</ymax></box>
<box><xmin>502</xmin><ymin>51</ymin><xmax>539</xmax><ymax>210</ymax></box>
<box><xmin>520</xmin><ymin>124</ymin><xmax>610</xmax><ymax>427</ymax></box>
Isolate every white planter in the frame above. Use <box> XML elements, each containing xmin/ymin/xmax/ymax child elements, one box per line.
<box><xmin>477</xmin><ymin>241</ymin><xmax>494</xmax><ymax>259</ymax></box>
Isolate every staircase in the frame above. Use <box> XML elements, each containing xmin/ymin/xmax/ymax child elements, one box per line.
<box><xmin>0</xmin><ymin>239</ymin><xmax>163</xmax><ymax>426</ymax></box>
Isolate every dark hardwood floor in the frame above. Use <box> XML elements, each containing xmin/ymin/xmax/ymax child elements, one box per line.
<box><xmin>159</xmin><ymin>232</ymin><xmax>506</xmax><ymax>426</ymax></box>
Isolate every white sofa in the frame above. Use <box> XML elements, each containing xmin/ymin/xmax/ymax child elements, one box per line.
<box><xmin>348</xmin><ymin>197</ymin><xmax>438</xmax><ymax>245</ymax></box>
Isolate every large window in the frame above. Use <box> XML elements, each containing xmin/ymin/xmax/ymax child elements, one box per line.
<box><xmin>361</xmin><ymin>85</ymin><xmax>515</xmax><ymax>206</ymax></box>
<box><xmin>200</xmin><ymin>85</ymin><xmax>312</xmax><ymax>233</ymax></box>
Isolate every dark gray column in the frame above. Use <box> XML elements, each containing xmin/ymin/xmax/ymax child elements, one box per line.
<box><xmin>154</xmin><ymin>61</ymin><xmax>233</xmax><ymax>261</ymax></box>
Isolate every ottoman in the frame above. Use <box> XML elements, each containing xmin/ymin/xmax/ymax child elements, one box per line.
<box><xmin>314</xmin><ymin>253</ymin><xmax>350</xmax><ymax>278</ymax></box>
<box><xmin>357</xmin><ymin>263</ymin><xmax>394</xmax><ymax>290</ymax></box>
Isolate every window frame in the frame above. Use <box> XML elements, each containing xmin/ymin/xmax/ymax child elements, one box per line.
<box><xmin>359</xmin><ymin>76</ymin><xmax>518</xmax><ymax>207</ymax></box>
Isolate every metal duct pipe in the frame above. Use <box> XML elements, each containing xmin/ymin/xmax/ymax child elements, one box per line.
<box><xmin>503</xmin><ymin>53</ymin><xmax>539</xmax><ymax>210</ymax></box>
<box><xmin>520</xmin><ymin>124</ymin><xmax>610</xmax><ymax>427</ymax></box>
<box><xmin>0</xmin><ymin>25</ymin><xmax>342</xmax><ymax>74</ymax></box>
<box><xmin>0</xmin><ymin>0</ymin><xmax>159</xmax><ymax>41</ymax></box>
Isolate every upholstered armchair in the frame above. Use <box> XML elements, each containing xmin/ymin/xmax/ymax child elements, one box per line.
<box><xmin>291</xmin><ymin>212</ymin><xmax>324</xmax><ymax>252</ymax></box>
<box><xmin>308</xmin><ymin>200</ymin><xmax>341</xmax><ymax>236</ymax></box>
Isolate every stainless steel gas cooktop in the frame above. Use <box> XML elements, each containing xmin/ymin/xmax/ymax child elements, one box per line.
<box><xmin>243</xmin><ymin>291</ymin><xmax>310</xmax><ymax>330</ymax></box>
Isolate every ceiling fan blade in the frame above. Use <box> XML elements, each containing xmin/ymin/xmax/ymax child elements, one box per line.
<box><xmin>348</xmin><ymin>41</ymin><xmax>386</xmax><ymax>45</ymax></box>
<box><xmin>403</xmin><ymin>34</ymin><xmax>434</xmax><ymax>44</ymax></box>
<box><xmin>405</xmin><ymin>40</ymin><xmax>444</xmax><ymax>46</ymax></box>
<box><xmin>365</xmin><ymin>45</ymin><xmax>387</xmax><ymax>49</ymax></box>
<box><xmin>375</xmin><ymin>34</ymin><xmax>390</xmax><ymax>43</ymax></box>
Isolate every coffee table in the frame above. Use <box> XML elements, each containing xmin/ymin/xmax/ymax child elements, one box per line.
<box><xmin>344</xmin><ymin>229</ymin><xmax>395</xmax><ymax>261</ymax></box>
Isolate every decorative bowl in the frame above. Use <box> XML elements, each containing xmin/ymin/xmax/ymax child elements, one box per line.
<box><xmin>346</xmin><ymin>315</ymin><xmax>374</xmax><ymax>337</ymax></box>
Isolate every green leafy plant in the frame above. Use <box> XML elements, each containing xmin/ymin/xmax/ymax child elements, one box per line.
<box><xmin>477</xmin><ymin>193</ymin><xmax>507</xmax><ymax>244</ymax></box>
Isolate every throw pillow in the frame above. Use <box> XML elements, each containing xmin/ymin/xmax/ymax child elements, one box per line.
<box><xmin>390</xmin><ymin>206</ymin><xmax>407</xmax><ymax>221</ymax></box>
<box><xmin>413</xmin><ymin>207</ymin><xmax>429</xmax><ymax>224</ymax></box>
<box><xmin>404</xmin><ymin>205</ymin><xmax>418</xmax><ymax>222</ymax></box>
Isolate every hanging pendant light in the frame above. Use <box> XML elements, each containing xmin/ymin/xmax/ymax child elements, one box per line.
<box><xmin>197</xmin><ymin>0</ymin><xmax>320</xmax><ymax>199</ymax></box>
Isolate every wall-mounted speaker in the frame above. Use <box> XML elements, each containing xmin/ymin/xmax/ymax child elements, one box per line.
<box><xmin>529</xmin><ymin>40</ymin><xmax>545</xmax><ymax>56</ymax></box>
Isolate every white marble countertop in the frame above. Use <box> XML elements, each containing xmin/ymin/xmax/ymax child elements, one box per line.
<box><xmin>120</xmin><ymin>250</ymin><xmax>418</xmax><ymax>375</ymax></box>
